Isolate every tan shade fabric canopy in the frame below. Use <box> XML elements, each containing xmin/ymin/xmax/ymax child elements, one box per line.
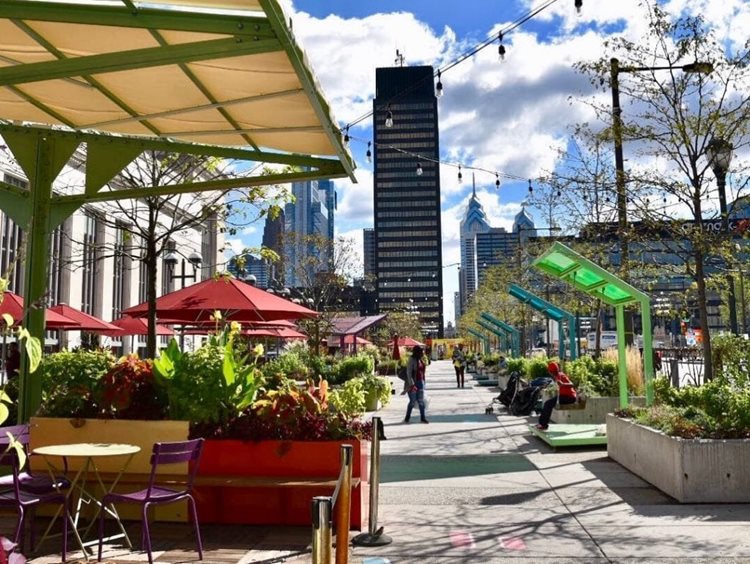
<box><xmin>0</xmin><ymin>0</ymin><xmax>351</xmax><ymax>163</ymax></box>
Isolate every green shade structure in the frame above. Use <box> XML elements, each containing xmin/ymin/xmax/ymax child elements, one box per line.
<box><xmin>467</xmin><ymin>328</ymin><xmax>490</xmax><ymax>355</ymax></box>
<box><xmin>532</xmin><ymin>242</ymin><xmax>654</xmax><ymax>406</ymax></box>
<box><xmin>0</xmin><ymin>0</ymin><xmax>355</xmax><ymax>422</ymax></box>
<box><xmin>508</xmin><ymin>284</ymin><xmax>578</xmax><ymax>360</ymax></box>
<box><xmin>476</xmin><ymin>319</ymin><xmax>507</xmax><ymax>353</ymax></box>
<box><xmin>479</xmin><ymin>313</ymin><xmax>520</xmax><ymax>358</ymax></box>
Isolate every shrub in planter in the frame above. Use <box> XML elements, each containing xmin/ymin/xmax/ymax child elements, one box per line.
<box><xmin>327</xmin><ymin>354</ymin><xmax>373</xmax><ymax>386</ymax></box>
<box><xmin>38</xmin><ymin>349</ymin><xmax>115</xmax><ymax>417</ymax></box>
<box><xmin>96</xmin><ymin>355</ymin><xmax>167</xmax><ymax>420</ymax></box>
<box><xmin>261</xmin><ymin>351</ymin><xmax>309</xmax><ymax>381</ymax></box>
<box><xmin>358</xmin><ymin>374</ymin><xmax>391</xmax><ymax>409</ymax></box>
<box><xmin>506</xmin><ymin>357</ymin><xmax>525</xmax><ymax>375</ymax></box>
<box><xmin>193</xmin><ymin>378</ymin><xmax>372</xmax><ymax>441</ymax></box>
<box><xmin>565</xmin><ymin>355</ymin><xmax>618</xmax><ymax>397</ymax></box>
<box><xmin>376</xmin><ymin>359</ymin><xmax>399</xmax><ymax>375</ymax></box>
<box><xmin>525</xmin><ymin>358</ymin><xmax>550</xmax><ymax>381</ymax></box>
<box><xmin>329</xmin><ymin>378</ymin><xmax>366</xmax><ymax>415</ymax></box>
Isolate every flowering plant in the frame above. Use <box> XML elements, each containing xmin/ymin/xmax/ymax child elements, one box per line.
<box><xmin>97</xmin><ymin>355</ymin><xmax>166</xmax><ymax>420</ymax></box>
<box><xmin>0</xmin><ymin>537</ymin><xmax>25</xmax><ymax>564</ymax></box>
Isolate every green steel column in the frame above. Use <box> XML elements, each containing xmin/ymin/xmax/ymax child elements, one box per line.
<box><xmin>558</xmin><ymin>320</ymin><xmax>565</xmax><ymax>360</ymax></box>
<box><xmin>18</xmin><ymin>139</ymin><xmax>54</xmax><ymax>423</ymax></box>
<box><xmin>616</xmin><ymin>305</ymin><xmax>628</xmax><ymax>408</ymax></box>
<box><xmin>641</xmin><ymin>299</ymin><xmax>654</xmax><ymax>406</ymax></box>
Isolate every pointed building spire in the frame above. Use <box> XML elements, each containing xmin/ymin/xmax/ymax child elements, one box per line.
<box><xmin>472</xmin><ymin>173</ymin><xmax>476</xmax><ymax>199</ymax></box>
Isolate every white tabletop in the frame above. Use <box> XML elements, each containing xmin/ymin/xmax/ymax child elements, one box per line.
<box><xmin>33</xmin><ymin>443</ymin><xmax>141</xmax><ymax>458</ymax></box>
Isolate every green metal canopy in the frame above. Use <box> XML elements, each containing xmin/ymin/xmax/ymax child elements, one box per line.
<box><xmin>532</xmin><ymin>243</ymin><xmax>654</xmax><ymax>406</ymax></box>
<box><xmin>467</xmin><ymin>328</ymin><xmax>489</xmax><ymax>355</ymax></box>
<box><xmin>479</xmin><ymin>313</ymin><xmax>520</xmax><ymax>358</ymax></box>
<box><xmin>508</xmin><ymin>283</ymin><xmax>578</xmax><ymax>360</ymax></box>
<box><xmin>0</xmin><ymin>0</ymin><xmax>356</xmax><ymax>422</ymax></box>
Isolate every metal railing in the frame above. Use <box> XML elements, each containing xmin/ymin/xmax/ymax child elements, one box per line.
<box><xmin>311</xmin><ymin>443</ymin><xmax>353</xmax><ymax>564</ymax></box>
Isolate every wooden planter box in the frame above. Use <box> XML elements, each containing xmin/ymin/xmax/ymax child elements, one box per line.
<box><xmin>29</xmin><ymin>417</ymin><xmax>190</xmax><ymax>521</ymax></box>
<box><xmin>607</xmin><ymin>414</ymin><xmax>750</xmax><ymax>502</ymax></box>
<box><xmin>193</xmin><ymin>439</ymin><xmax>369</xmax><ymax>529</ymax></box>
<box><xmin>551</xmin><ymin>396</ymin><xmax>645</xmax><ymax>424</ymax></box>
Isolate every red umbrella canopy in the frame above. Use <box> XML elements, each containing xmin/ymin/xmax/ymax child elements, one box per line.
<box><xmin>49</xmin><ymin>304</ymin><xmax>124</xmax><ymax>334</ymax></box>
<box><xmin>101</xmin><ymin>317</ymin><xmax>175</xmax><ymax>337</ymax></box>
<box><xmin>397</xmin><ymin>336</ymin><xmax>425</xmax><ymax>348</ymax></box>
<box><xmin>0</xmin><ymin>292</ymin><xmax>79</xmax><ymax>329</ymax></box>
<box><xmin>244</xmin><ymin>327</ymin><xmax>307</xmax><ymax>340</ymax></box>
<box><xmin>122</xmin><ymin>277</ymin><xmax>318</xmax><ymax>323</ymax></box>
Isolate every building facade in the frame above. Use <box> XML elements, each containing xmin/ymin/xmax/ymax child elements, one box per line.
<box><xmin>373</xmin><ymin>65</ymin><xmax>443</xmax><ymax>337</ymax></box>
<box><xmin>284</xmin><ymin>177</ymin><xmax>336</xmax><ymax>288</ymax></box>
<box><xmin>0</xmin><ymin>140</ymin><xmax>223</xmax><ymax>357</ymax></box>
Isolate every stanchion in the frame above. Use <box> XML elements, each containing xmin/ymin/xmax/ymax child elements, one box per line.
<box><xmin>352</xmin><ymin>417</ymin><xmax>392</xmax><ymax>546</ymax></box>
<box><xmin>334</xmin><ymin>444</ymin><xmax>353</xmax><ymax>564</ymax></box>
<box><xmin>311</xmin><ymin>496</ymin><xmax>333</xmax><ymax>563</ymax></box>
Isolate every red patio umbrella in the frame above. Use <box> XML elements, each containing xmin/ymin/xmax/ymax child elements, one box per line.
<box><xmin>100</xmin><ymin>316</ymin><xmax>175</xmax><ymax>337</ymax></box>
<box><xmin>49</xmin><ymin>304</ymin><xmax>124</xmax><ymax>334</ymax></box>
<box><xmin>244</xmin><ymin>327</ymin><xmax>307</xmax><ymax>340</ymax></box>
<box><xmin>397</xmin><ymin>336</ymin><xmax>425</xmax><ymax>348</ymax></box>
<box><xmin>122</xmin><ymin>277</ymin><xmax>318</xmax><ymax>324</ymax></box>
<box><xmin>0</xmin><ymin>292</ymin><xmax>79</xmax><ymax>329</ymax></box>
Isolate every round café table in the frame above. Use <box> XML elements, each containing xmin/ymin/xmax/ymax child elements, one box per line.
<box><xmin>33</xmin><ymin>442</ymin><xmax>141</xmax><ymax>560</ymax></box>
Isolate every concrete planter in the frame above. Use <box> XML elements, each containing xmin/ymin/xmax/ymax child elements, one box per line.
<box><xmin>607</xmin><ymin>414</ymin><xmax>750</xmax><ymax>503</ymax></box>
<box><xmin>551</xmin><ymin>396</ymin><xmax>645</xmax><ymax>424</ymax></box>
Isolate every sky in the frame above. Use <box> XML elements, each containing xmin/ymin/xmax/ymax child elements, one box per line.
<box><xmin>228</xmin><ymin>0</ymin><xmax>750</xmax><ymax>327</ymax></box>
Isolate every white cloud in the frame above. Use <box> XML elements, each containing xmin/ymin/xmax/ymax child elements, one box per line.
<box><xmin>335</xmin><ymin>167</ymin><xmax>373</xmax><ymax>224</ymax></box>
<box><xmin>241</xmin><ymin>226</ymin><xmax>257</xmax><ymax>236</ymax></box>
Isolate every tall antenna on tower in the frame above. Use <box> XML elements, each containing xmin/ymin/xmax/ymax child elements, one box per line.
<box><xmin>395</xmin><ymin>49</ymin><xmax>405</xmax><ymax>67</ymax></box>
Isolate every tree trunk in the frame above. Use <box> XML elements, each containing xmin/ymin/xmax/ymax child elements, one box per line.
<box><xmin>694</xmin><ymin>247</ymin><xmax>713</xmax><ymax>381</ymax></box>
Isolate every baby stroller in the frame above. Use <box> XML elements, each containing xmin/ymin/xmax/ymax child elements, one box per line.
<box><xmin>485</xmin><ymin>371</ymin><xmax>522</xmax><ymax>414</ymax></box>
<box><xmin>509</xmin><ymin>376</ymin><xmax>553</xmax><ymax>416</ymax></box>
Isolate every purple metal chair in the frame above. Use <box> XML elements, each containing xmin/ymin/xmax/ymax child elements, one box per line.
<box><xmin>97</xmin><ymin>438</ymin><xmax>204</xmax><ymax>564</ymax></box>
<box><xmin>0</xmin><ymin>435</ymin><xmax>70</xmax><ymax>561</ymax></box>
<box><xmin>0</xmin><ymin>424</ymin><xmax>70</xmax><ymax>495</ymax></box>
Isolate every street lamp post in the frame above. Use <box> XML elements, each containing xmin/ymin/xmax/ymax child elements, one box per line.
<box><xmin>706</xmin><ymin>137</ymin><xmax>737</xmax><ymax>334</ymax></box>
<box><xmin>163</xmin><ymin>250</ymin><xmax>202</xmax><ymax>287</ymax></box>
<box><xmin>610</xmin><ymin>58</ymin><xmax>714</xmax><ymax>275</ymax></box>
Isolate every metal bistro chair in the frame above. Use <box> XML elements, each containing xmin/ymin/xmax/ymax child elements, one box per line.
<box><xmin>0</xmin><ymin>431</ymin><xmax>70</xmax><ymax>561</ymax></box>
<box><xmin>97</xmin><ymin>438</ymin><xmax>204</xmax><ymax>564</ymax></box>
<box><xmin>0</xmin><ymin>424</ymin><xmax>71</xmax><ymax>494</ymax></box>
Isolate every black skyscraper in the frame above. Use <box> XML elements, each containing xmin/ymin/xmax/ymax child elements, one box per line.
<box><xmin>374</xmin><ymin>65</ymin><xmax>443</xmax><ymax>337</ymax></box>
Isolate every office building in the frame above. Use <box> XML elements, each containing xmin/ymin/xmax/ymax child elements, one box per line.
<box><xmin>373</xmin><ymin>65</ymin><xmax>443</xmax><ymax>337</ymax></box>
<box><xmin>363</xmin><ymin>228</ymin><xmax>376</xmax><ymax>279</ymax></box>
<box><xmin>261</xmin><ymin>210</ymin><xmax>285</xmax><ymax>284</ymax></box>
<box><xmin>284</xmin><ymin>177</ymin><xmax>335</xmax><ymax>287</ymax></box>
<box><xmin>459</xmin><ymin>178</ymin><xmax>491</xmax><ymax>315</ymax></box>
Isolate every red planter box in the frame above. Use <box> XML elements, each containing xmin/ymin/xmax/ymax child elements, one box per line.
<box><xmin>193</xmin><ymin>439</ymin><xmax>368</xmax><ymax>529</ymax></box>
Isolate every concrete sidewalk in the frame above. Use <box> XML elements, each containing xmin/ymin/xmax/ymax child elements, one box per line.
<box><xmin>23</xmin><ymin>359</ymin><xmax>750</xmax><ymax>562</ymax></box>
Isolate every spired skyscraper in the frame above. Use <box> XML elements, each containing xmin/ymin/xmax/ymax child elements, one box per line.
<box><xmin>373</xmin><ymin>65</ymin><xmax>443</xmax><ymax>337</ymax></box>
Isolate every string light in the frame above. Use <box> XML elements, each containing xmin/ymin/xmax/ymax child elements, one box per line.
<box><xmin>458</xmin><ymin>165</ymin><xmax>463</xmax><ymax>183</ymax></box>
<box><xmin>366</xmin><ymin>141</ymin><xmax>372</xmax><ymax>163</ymax></box>
<box><xmin>436</xmin><ymin>70</ymin><xmax>443</xmax><ymax>98</ymax></box>
<box><xmin>528</xmin><ymin>179</ymin><xmax>533</xmax><ymax>194</ymax></box>
<box><xmin>385</xmin><ymin>106</ymin><xmax>393</xmax><ymax>128</ymax></box>
<box><xmin>343</xmin><ymin>126</ymin><xmax>350</xmax><ymax>147</ymax></box>
<box><xmin>495</xmin><ymin>173</ymin><xmax>500</xmax><ymax>189</ymax></box>
<box><xmin>575</xmin><ymin>0</ymin><xmax>583</xmax><ymax>15</ymax></box>
<box><xmin>557</xmin><ymin>189</ymin><xmax>561</xmax><ymax>198</ymax></box>
<box><xmin>416</xmin><ymin>162</ymin><xmax>423</xmax><ymax>176</ymax></box>
<box><xmin>498</xmin><ymin>32</ymin><xmax>506</xmax><ymax>61</ymax></box>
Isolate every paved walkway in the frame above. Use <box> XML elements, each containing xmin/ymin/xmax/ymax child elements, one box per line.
<box><xmin>22</xmin><ymin>360</ymin><xmax>750</xmax><ymax>562</ymax></box>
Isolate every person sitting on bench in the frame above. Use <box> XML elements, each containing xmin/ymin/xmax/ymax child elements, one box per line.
<box><xmin>535</xmin><ymin>361</ymin><xmax>576</xmax><ymax>430</ymax></box>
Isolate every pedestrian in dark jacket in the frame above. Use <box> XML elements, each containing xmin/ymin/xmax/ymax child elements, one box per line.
<box><xmin>403</xmin><ymin>346</ymin><xmax>428</xmax><ymax>423</ymax></box>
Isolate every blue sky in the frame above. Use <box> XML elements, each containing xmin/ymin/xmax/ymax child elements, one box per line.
<box><xmin>228</xmin><ymin>0</ymin><xmax>749</xmax><ymax>326</ymax></box>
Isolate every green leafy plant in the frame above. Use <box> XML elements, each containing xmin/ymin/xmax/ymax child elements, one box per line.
<box><xmin>38</xmin><ymin>349</ymin><xmax>115</xmax><ymax>417</ymax></box>
<box><xmin>358</xmin><ymin>374</ymin><xmax>391</xmax><ymax>408</ymax></box>
<box><xmin>327</xmin><ymin>354</ymin><xmax>373</xmax><ymax>385</ymax></box>
<box><xmin>506</xmin><ymin>357</ymin><xmax>525</xmax><ymax>375</ymax></box>
<box><xmin>328</xmin><ymin>378</ymin><xmax>365</xmax><ymax>416</ymax></box>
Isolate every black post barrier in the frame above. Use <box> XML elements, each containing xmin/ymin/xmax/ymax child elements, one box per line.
<box><xmin>352</xmin><ymin>417</ymin><xmax>392</xmax><ymax>546</ymax></box>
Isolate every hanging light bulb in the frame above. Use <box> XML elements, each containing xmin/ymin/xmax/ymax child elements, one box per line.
<box><xmin>366</xmin><ymin>141</ymin><xmax>372</xmax><ymax>164</ymax></box>
<box><xmin>457</xmin><ymin>165</ymin><xmax>463</xmax><ymax>183</ymax></box>
<box><xmin>557</xmin><ymin>189</ymin><xmax>562</xmax><ymax>198</ymax></box>
<box><xmin>343</xmin><ymin>126</ymin><xmax>350</xmax><ymax>147</ymax></box>
<box><xmin>416</xmin><ymin>162</ymin><xmax>423</xmax><ymax>176</ymax></box>
<box><xmin>436</xmin><ymin>70</ymin><xmax>443</xmax><ymax>98</ymax></box>
<box><xmin>605</xmin><ymin>195</ymin><xmax>611</xmax><ymax>203</ymax></box>
<box><xmin>498</xmin><ymin>32</ymin><xmax>506</xmax><ymax>61</ymax></box>
<box><xmin>495</xmin><ymin>173</ymin><xmax>500</xmax><ymax>189</ymax></box>
<box><xmin>582</xmin><ymin>191</ymin><xmax>588</xmax><ymax>201</ymax></box>
<box><xmin>528</xmin><ymin>179</ymin><xmax>533</xmax><ymax>194</ymax></box>
<box><xmin>663</xmin><ymin>195</ymin><xmax>667</xmax><ymax>204</ymax></box>
<box><xmin>574</xmin><ymin>0</ymin><xmax>583</xmax><ymax>15</ymax></box>
<box><xmin>385</xmin><ymin>106</ymin><xmax>393</xmax><ymax>128</ymax></box>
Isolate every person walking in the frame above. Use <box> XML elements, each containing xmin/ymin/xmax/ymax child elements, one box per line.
<box><xmin>452</xmin><ymin>343</ymin><xmax>466</xmax><ymax>388</ymax></box>
<box><xmin>536</xmin><ymin>361</ymin><xmax>576</xmax><ymax>430</ymax></box>
<box><xmin>403</xmin><ymin>345</ymin><xmax>428</xmax><ymax>424</ymax></box>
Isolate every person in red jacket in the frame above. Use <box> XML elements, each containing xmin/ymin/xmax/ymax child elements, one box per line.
<box><xmin>536</xmin><ymin>361</ymin><xmax>577</xmax><ymax>430</ymax></box>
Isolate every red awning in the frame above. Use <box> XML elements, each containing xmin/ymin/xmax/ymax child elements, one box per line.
<box><xmin>101</xmin><ymin>317</ymin><xmax>175</xmax><ymax>337</ymax></box>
